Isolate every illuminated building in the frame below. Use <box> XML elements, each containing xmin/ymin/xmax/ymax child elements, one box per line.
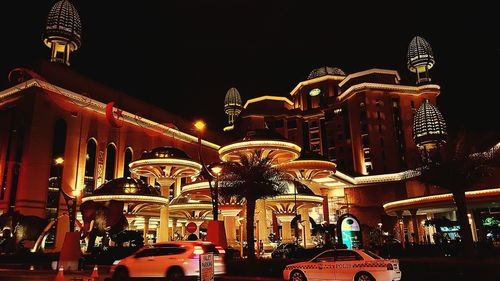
<box><xmin>227</xmin><ymin>37</ymin><xmax>498</xmax><ymax>245</ymax></box>
<box><xmin>0</xmin><ymin>1</ymin><xmax>498</xmax><ymax>253</ymax></box>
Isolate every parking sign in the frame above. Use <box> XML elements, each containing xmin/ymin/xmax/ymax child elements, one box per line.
<box><xmin>199</xmin><ymin>253</ymin><xmax>214</xmax><ymax>281</ymax></box>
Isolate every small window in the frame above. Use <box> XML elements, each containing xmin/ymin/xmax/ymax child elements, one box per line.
<box><xmin>310</xmin><ymin>121</ymin><xmax>319</xmax><ymax>128</ymax></box>
<box><xmin>287</xmin><ymin>120</ymin><xmax>297</xmax><ymax>129</ymax></box>
<box><xmin>335</xmin><ymin>250</ymin><xmax>363</xmax><ymax>261</ymax></box>
<box><xmin>315</xmin><ymin>250</ymin><xmax>335</xmax><ymax>262</ymax></box>
<box><xmin>135</xmin><ymin>248</ymin><xmax>158</xmax><ymax>258</ymax></box>
<box><xmin>311</xmin><ymin>132</ymin><xmax>320</xmax><ymax>139</ymax></box>
<box><xmin>274</xmin><ymin>119</ymin><xmax>284</xmax><ymax>128</ymax></box>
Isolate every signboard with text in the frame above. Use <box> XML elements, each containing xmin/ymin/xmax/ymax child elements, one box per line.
<box><xmin>186</xmin><ymin>222</ymin><xmax>197</xmax><ymax>233</ymax></box>
<box><xmin>199</xmin><ymin>253</ymin><xmax>214</xmax><ymax>281</ymax></box>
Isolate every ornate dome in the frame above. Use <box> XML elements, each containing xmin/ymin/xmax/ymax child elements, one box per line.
<box><xmin>43</xmin><ymin>0</ymin><xmax>82</xmax><ymax>50</ymax></box>
<box><xmin>224</xmin><ymin>88</ymin><xmax>242</xmax><ymax>108</ymax></box>
<box><xmin>407</xmin><ymin>36</ymin><xmax>435</xmax><ymax>73</ymax></box>
<box><xmin>412</xmin><ymin>100</ymin><xmax>447</xmax><ymax>146</ymax></box>
<box><xmin>140</xmin><ymin>146</ymin><xmax>192</xmax><ymax>160</ymax></box>
<box><xmin>90</xmin><ymin>177</ymin><xmax>159</xmax><ymax>196</ymax></box>
<box><xmin>308</xmin><ymin>67</ymin><xmax>346</xmax><ymax>79</ymax></box>
<box><xmin>224</xmin><ymin>87</ymin><xmax>243</xmax><ymax>124</ymax></box>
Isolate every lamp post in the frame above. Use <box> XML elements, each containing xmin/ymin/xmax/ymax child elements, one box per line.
<box><xmin>55</xmin><ymin>157</ymin><xmax>79</xmax><ymax>232</ymax></box>
<box><xmin>194</xmin><ymin>120</ymin><xmax>221</xmax><ymax>221</ymax></box>
<box><xmin>194</xmin><ymin>120</ymin><xmax>227</xmax><ymax>247</ymax></box>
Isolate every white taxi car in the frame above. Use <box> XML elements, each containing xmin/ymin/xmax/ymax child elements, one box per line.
<box><xmin>111</xmin><ymin>241</ymin><xmax>225</xmax><ymax>280</ymax></box>
<box><xmin>283</xmin><ymin>248</ymin><xmax>401</xmax><ymax>281</ymax></box>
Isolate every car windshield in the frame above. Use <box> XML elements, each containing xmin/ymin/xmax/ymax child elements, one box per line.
<box><xmin>362</xmin><ymin>249</ymin><xmax>382</xmax><ymax>259</ymax></box>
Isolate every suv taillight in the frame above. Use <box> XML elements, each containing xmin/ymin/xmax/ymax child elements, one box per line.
<box><xmin>215</xmin><ymin>246</ymin><xmax>225</xmax><ymax>254</ymax></box>
<box><xmin>189</xmin><ymin>245</ymin><xmax>205</xmax><ymax>259</ymax></box>
<box><xmin>387</xmin><ymin>263</ymin><xmax>393</xmax><ymax>270</ymax></box>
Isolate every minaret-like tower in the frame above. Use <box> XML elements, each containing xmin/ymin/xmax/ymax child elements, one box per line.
<box><xmin>412</xmin><ymin>100</ymin><xmax>447</xmax><ymax>163</ymax></box>
<box><xmin>407</xmin><ymin>36</ymin><xmax>435</xmax><ymax>84</ymax></box>
<box><xmin>43</xmin><ymin>0</ymin><xmax>82</xmax><ymax>66</ymax></box>
<box><xmin>224</xmin><ymin>87</ymin><xmax>242</xmax><ymax>125</ymax></box>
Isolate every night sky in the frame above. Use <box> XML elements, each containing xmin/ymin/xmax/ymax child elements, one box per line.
<box><xmin>1</xmin><ymin>1</ymin><xmax>499</xmax><ymax>133</ymax></box>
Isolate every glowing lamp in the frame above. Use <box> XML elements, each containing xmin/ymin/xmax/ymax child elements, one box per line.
<box><xmin>210</xmin><ymin>166</ymin><xmax>223</xmax><ymax>176</ymax></box>
<box><xmin>309</xmin><ymin>88</ymin><xmax>321</xmax><ymax>97</ymax></box>
<box><xmin>54</xmin><ymin>157</ymin><xmax>64</xmax><ymax>165</ymax></box>
<box><xmin>194</xmin><ymin>120</ymin><xmax>206</xmax><ymax>131</ymax></box>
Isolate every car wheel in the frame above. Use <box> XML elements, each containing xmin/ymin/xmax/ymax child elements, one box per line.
<box><xmin>166</xmin><ymin>267</ymin><xmax>184</xmax><ymax>281</ymax></box>
<box><xmin>355</xmin><ymin>272</ymin><xmax>374</xmax><ymax>281</ymax></box>
<box><xmin>112</xmin><ymin>266</ymin><xmax>130</xmax><ymax>281</ymax></box>
<box><xmin>290</xmin><ymin>270</ymin><xmax>307</xmax><ymax>281</ymax></box>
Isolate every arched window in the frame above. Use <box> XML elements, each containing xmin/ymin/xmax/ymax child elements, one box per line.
<box><xmin>84</xmin><ymin>139</ymin><xmax>97</xmax><ymax>195</ymax></box>
<box><xmin>105</xmin><ymin>143</ymin><xmax>116</xmax><ymax>182</ymax></box>
<box><xmin>46</xmin><ymin>119</ymin><xmax>67</xmax><ymax>248</ymax></box>
<box><xmin>123</xmin><ymin>147</ymin><xmax>133</xmax><ymax>178</ymax></box>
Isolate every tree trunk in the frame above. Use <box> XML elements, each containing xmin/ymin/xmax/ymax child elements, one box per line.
<box><xmin>452</xmin><ymin>190</ymin><xmax>475</xmax><ymax>256</ymax></box>
<box><xmin>246</xmin><ymin>200</ymin><xmax>256</xmax><ymax>260</ymax></box>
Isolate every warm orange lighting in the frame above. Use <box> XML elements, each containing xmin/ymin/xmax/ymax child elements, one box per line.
<box><xmin>194</xmin><ymin>120</ymin><xmax>206</xmax><ymax>131</ymax></box>
<box><xmin>55</xmin><ymin>157</ymin><xmax>64</xmax><ymax>165</ymax></box>
<box><xmin>210</xmin><ymin>166</ymin><xmax>223</xmax><ymax>176</ymax></box>
<box><xmin>72</xmin><ymin>189</ymin><xmax>81</xmax><ymax>197</ymax></box>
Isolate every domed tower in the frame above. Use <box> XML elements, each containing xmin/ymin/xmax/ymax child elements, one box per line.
<box><xmin>307</xmin><ymin>66</ymin><xmax>346</xmax><ymax>80</ymax></box>
<box><xmin>43</xmin><ymin>0</ymin><xmax>82</xmax><ymax>66</ymax></box>
<box><xmin>224</xmin><ymin>87</ymin><xmax>242</xmax><ymax>125</ymax></box>
<box><xmin>407</xmin><ymin>36</ymin><xmax>435</xmax><ymax>85</ymax></box>
<box><xmin>412</xmin><ymin>100</ymin><xmax>447</xmax><ymax>162</ymax></box>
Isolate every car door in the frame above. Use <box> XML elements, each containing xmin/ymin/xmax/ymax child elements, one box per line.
<box><xmin>334</xmin><ymin>250</ymin><xmax>364</xmax><ymax>281</ymax></box>
<box><xmin>127</xmin><ymin>247</ymin><xmax>161</xmax><ymax>277</ymax></box>
<box><xmin>309</xmin><ymin>250</ymin><xmax>336</xmax><ymax>281</ymax></box>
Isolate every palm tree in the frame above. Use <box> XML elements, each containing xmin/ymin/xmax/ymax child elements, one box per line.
<box><xmin>419</xmin><ymin>132</ymin><xmax>500</xmax><ymax>256</ymax></box>
<box><xmin>218</xmin><ymin>150</ymin><xmax>291</xmax><ymax>259</ymax></box>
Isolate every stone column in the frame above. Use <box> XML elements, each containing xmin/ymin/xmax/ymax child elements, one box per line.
<box><xmin>277</xmin><ymin>214</ymin><xmax>295</xmax><ymax>244</ymax></box>
<box><xmin>157</xmin><ymin>178</ymin><xmax>174</xmax><ymax>242</ymax></box>
<box><xmin>299</xmin><ymin>208</ymin><xmax>312</xmax><ymax>248</ymax></box>
<box><xmin>256</xmin><ymin>199</ymin><xmax>268</xmax><ymax>245</ymax></box>
<box><xmin>395</xmin><ymin>211</ymin><xmax>405</xmax><ymax>248</ymax></box>
<box><xmin>321</xmin><ymin>188</ymin><xmax>330</xmax><ymax>225</ymax></box>
<box><xmin>221</xmin><ymin>209</ymin><xmax>241</xmax><ymax>247</ymax></box>
<box><xmin>426</xmin><ymin>213</ymin><xmax>435</xmax><ymax>244</ymax></box>
<box><xmin>181</xmin><ymin>222</ymin><xmax>186</xmax><ymax>239</ymax></box>
<box><xmin>143</xmin><ymin>216</ymin><xmax>150</xmax><ymax>245</ymax></box>
<box><xmin>172</xmin><ymin>218</ymin><xmax>178</xmax><ymax>240</ymax></box>
<box><xmin>468</xmin><ymin>211</ymin><xmax>478</xmax><ymax>242</ymax></box>
<box><xmin>409</xmin><ymin>209</ymin><xmax>420</xmax><ymax>244</ymax></box>
<box><xmin>193</xmin><ymin>220</ymin><xmax>204</xmax><ymax>238</ymax></box>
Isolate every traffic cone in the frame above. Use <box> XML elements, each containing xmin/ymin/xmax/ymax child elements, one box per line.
<box><xmin>90</xmin><ymin>265</ymin><xmax>99</xmax><ymax>280</ymax></box>
<box><xmin>55</xmin><ymin>266</ymin><xmax>65</xmax><ymax>281</ymax></box>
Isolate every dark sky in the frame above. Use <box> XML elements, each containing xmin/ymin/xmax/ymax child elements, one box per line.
<box><xmin>1</xmin><ymin>1</ymin><xmax>499</xmax><ymax>133</ymax></box>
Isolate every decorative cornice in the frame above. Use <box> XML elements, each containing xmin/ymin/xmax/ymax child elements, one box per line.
<box><xmin>383</xmin><ymin>188</ymin><xmax>500</xmax><ymax>212</ymax></box>
<box><xmin>290</xmin><ymin>75</ymin><xmax>346</xmax><ymax>96</ymax></box>
<box><xmin>338</xmin><ymin>69</ymin><xmax>401</xmax><ymax>88</ymax></box>
<box><xmin>243</xmin><ymin>95</ymin><xmax>294</xmax><ymax>109</ymax></box>
<box><xmin>337</xmin><ymin>83</ymin><xmax>440</xmax><ymax>101</ymax></box>
<box><xmin>81</xmin><ymin>195</ymin><xmax>168</xmax><ymax>205</ymax></box>
<box><xmin>0</xmin><ymin>79</ymin><xmax>220</xmax><ymax>150</ymax></box>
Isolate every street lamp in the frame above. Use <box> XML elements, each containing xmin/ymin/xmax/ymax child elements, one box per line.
<box><xmin>194</xmin><ymin>120</ymin><xmax>228</xmax><ymax>247</ymax></box>
<box><xmin>55</xmin><ymin>157</ymin><xmax>79</xmax><ymax>232</ymax></box>
<box><xmin>194</xmin><ymin>120</ymin><xmax>222</xmax><ymax>221</ymax></box>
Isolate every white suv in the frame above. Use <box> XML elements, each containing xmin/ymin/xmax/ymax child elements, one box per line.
<box><xmin>111</xmin><ymin>241</ymin><xmax>226</xmax><ymax>280</ymax></box>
